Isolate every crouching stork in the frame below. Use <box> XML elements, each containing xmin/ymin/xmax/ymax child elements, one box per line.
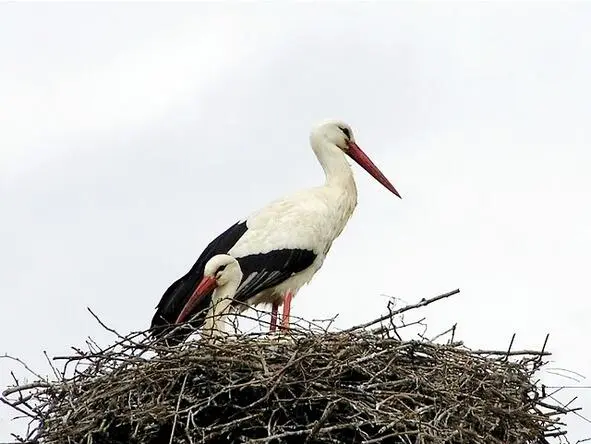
<box><xmin>176</xmin><ymin>254</ymin><xmax>243</xmax><ymax>340</ymax></box>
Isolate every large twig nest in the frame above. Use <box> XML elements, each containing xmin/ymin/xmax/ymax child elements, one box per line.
<box><xmin>1</xmin><ymin>290</ymin><xmax>572</xmax><ymax>443</ymax></box>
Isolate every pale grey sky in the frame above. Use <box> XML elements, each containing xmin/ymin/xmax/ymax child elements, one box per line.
<box><xmin>1</xmin><ymin>2</ymin><xmax>590</xmax><ymax>441</ymax></box>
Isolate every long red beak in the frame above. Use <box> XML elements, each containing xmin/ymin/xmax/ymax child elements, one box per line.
<box><xmin>346</xmin><ymin>141</ymin><xmax>401</xmax><ymax>198</ymax></box>
<box><xmin>175</xmin><ymin>276</ymin><xmax>218</xmax><ymax>324</ymax></box>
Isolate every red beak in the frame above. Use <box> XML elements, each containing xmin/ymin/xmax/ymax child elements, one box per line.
<box><xmin>175</xmin><ymin>276</ymin><xmax>218</xmax><ymax>324</ymax></box>
<box><xmin>346</xmin><ymin>141</ymin><xmax>401</xmax><ymax>198</ymax></box>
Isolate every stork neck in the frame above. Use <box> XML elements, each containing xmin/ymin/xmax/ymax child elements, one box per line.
<box><xmin>313</xmin><ymin>140</ymin><xmax>356</xmax><ymax>189</ymax></box>
<box><xmin>213</xmin><ymin>280</ymin><xmax>241</xmax><ymax>313</ymax></box>
<box><xmin>203</xmin><ymin>279</ymin><xmax>241</xmax><ymax>335</ymax></box>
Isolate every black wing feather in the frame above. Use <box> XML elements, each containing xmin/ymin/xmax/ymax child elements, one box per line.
<box><xmin>233</xmin><ymin>249</ymin><xmax>317</xmax><ymax>305</ymax></box>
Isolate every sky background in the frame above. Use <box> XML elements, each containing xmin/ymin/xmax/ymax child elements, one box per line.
<box><xmin>1</xmin><ymin>2</ymin><xmax>590</xmax><ymax>442</ymax></box>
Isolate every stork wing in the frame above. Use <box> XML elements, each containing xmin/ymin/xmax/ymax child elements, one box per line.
<box><xmin>234</xmin><ymin>248</ymin><xmax>316</xmax><ymax>304</ymax></box>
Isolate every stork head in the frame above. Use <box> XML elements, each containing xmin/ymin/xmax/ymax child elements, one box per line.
<box><xmin>311</xmin><ymin>119</ymin><xmax>357</xmax><ymax>151</ymax></box>
<box><xmin>175</xmin><ymin>255</ymin><xmax>242</xmax><ymax>324</ymax></box>
<box><xmin>310</xmin><ymin>120</ymin><xmax>401</xmax><ymax>198</ymax></box>
<box><xmin>203</xmin><ymin>254</ymin><xmax>242</xmax><ymax>287</ymax></box>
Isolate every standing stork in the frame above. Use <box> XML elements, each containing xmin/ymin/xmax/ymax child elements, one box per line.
<box><xmin>151</xmin><ymin>120</ymin><xmax>401</xmax><ymax>343</ymax></box>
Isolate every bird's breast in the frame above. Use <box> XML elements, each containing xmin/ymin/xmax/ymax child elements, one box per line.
<box><xmin>229</xmin><ymin>185</ymin><xmax>357</xmax><ymax>258</ymax></box>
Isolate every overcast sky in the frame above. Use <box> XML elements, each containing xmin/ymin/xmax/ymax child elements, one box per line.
<box><xmin>1</xmin><ymin>2</ymin><xmax>590</xmax><ymax>442</ymax></box>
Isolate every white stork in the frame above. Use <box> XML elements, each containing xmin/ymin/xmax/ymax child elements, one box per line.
<box><xmin>176</xmin><ymin>254</ymin><xmax>243</xmax><ymax>339</ymax></box>
<box><xmin>151</xmin><ymin>119</ymin><xmax>400</xmax><ymax>343</ymax></box>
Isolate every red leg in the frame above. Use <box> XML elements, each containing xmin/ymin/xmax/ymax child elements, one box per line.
<box><xmin>269</xmin><ymin>302</ymin><xmax>279</xmax><ymax>332</ymax></box>
<box><xmin>281</xmin><ymin>291</ymin><xmax>293</xmax><ymax>331</ymax></box>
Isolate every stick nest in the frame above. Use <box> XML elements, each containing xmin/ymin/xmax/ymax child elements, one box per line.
<box><xmin>2</xmin><ymin>290</ymin><xmax>572</xmax><ymax>444</ymax></box>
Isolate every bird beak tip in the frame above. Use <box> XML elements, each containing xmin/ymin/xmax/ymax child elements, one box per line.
<box><xmin>347</xmin><ymin>142</ymin><xmax>401</xmax><ymax>200</ymax></box>
<box><xmin>175</xmin><ymin>276</ymin><xmax>218</xmax><ymax>324</ymax></box>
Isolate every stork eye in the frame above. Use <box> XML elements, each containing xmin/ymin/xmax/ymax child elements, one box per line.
<box><xmin>339</xmin><ymin>127</ymin><xmax>351</xmax><ymax>139</ymax></box>
<box><xmin>217</xmin><ymin>264</ymin><xmax>227</xmax><ymax>273</ymax></box>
